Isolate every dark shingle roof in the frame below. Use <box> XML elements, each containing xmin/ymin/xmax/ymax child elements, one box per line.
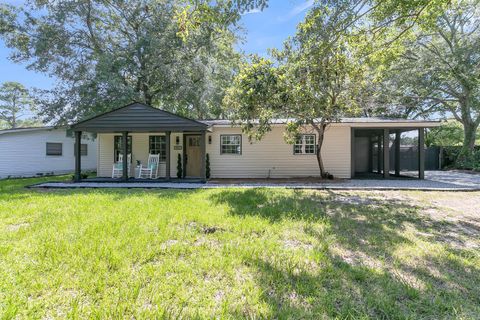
<box><xmin>71</xmin><ymin>102</ymin><xmax>208</xmax><ymax>132</ymax></box>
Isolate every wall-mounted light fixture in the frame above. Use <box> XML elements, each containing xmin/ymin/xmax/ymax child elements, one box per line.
<box><xmin>208</xmin><ymin>135</ymin><xmax>212</xmax><ymax>144</ymax></box>
<box><xmin>176</xmin><ymin>136</ymin><xmax>180</xmax><ymax>145</ymax></box>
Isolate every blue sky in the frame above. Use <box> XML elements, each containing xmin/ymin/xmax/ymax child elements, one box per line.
<box><xmin>0</xmin><ymin>0</ymin><xmax>312</xmax><ymax>91</ymax></box>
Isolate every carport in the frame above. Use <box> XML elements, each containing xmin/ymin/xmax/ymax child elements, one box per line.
<box><xmin>349</xmin><ymin>119</ymin><xmax>441</xmax><ymax>179</ymax></box>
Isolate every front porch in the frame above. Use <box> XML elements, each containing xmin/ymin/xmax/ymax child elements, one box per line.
<box><xmin>80</xmin><ymin>177</ymin><xmax>204</xmax><ymax>183</ymax></box>
<box><xmin>71</xmin><ymin>103</ymin><xmax>209</xmax><ymax>182</ymax></box>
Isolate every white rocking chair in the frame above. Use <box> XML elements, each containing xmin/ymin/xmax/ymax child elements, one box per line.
<box><xmin>137</xmin><ymin>154</ymin><xmax>160</xmax><ymax>179</ymax></box>
<box><xmin>112</xmin><ymin>153</ymin><xmax>131</xmax><ymax>178</ymax></box>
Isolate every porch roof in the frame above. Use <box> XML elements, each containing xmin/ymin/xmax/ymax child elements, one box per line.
<box><xmin>71</xmin><ymin>102</ymin><xmax>209</xmax><ymax>133</ymax></box>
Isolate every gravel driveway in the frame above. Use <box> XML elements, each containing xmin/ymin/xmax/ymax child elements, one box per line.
<box><xmin>423</xmin><ymin>170</ymin><xmax>480</xmax><ymax>187</ymax></box>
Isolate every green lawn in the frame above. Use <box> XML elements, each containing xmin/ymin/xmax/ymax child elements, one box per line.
<box><xmin>1</xmin><ymin>177</ymin><xmax>479</xmax><ymax>319</ymax></box>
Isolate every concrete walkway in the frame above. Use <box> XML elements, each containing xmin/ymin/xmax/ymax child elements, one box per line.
<box><xmin>31</xmin><ymin>171</ymin><xmax>480</xmax><ymax>191</ymax></box>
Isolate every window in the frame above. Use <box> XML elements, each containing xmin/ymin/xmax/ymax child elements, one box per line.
<box><xmin>114</xmin><ymin>136</ymin><xmax>132</xmax><ymax>162</ymax></box>
<box><xmin>294</xmin><ymin>134</ymin><xmax>316</xmax><ymax>154</ymax></box>
<box><xmin>220</xmin><ymin>135</ymin><xmax>242</xmax><ymax>155</ymax></box>
<box><xmin>74</xmin><ymin>143</ymin><xmax>88</xmax><ymax>156</ymax></box>
<box><xmin>46</xmin><ymin>142</ymin><xmax>63</xmax><ymax>156</ymax></box>
<box><xmin>188</xmin><ymin>136</ymin><xmax>200</xmax><ymax>147</ymax></box>
<box><xmin>149</xmin><ymin>136</ymin><xmax>166</xmax><ymax>161</ymax></box>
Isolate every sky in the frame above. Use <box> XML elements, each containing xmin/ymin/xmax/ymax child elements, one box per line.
<box><xmin>0</xmin><ymin>0</ymin><xmax>313</xmax><ymax>92</ymax></box>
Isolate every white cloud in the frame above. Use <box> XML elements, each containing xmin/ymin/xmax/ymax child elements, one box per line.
<box><xmin>241</xmin><ymin>8</ymin><xmax>262</xmax><ymax>15</ymax></box>
<box><xmin>278</xmin><ymin>0</ymin><xmax>314</xmax><ymax>22</ymax></box>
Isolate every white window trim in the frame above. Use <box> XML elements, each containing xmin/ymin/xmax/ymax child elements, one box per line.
<box><xmin>220</xmin><ymin>134</ymin><xmax>242</xmax><ymax>155</ymax></box>
<box><xmin>293</xmin><ymin>134</ymin><xmax>316</xmax><ymax>155</ymax></box>
<box><xmin>149</xmin><ymin>135</ymin><xmax>167</xmax><ymax>163</ymax></box>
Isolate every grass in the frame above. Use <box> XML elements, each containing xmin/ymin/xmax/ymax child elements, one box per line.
<box><xmin>0</xmin><ymin>177</ymin><xmax>479</xmax><ymax>319</ymax></box>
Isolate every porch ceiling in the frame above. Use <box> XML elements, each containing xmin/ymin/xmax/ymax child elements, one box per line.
<box><xmin>71</xmin><ymin>102</ymin><xmax>209</xmax><ymax>133</ymax></box>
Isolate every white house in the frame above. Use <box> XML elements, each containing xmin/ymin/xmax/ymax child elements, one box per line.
<box><xmin>70</xmin><ymin>103</ymin><xmax>440</xmax><ymax>181</ymax></box>
<box><xmin>0</xmin><ymin>127</ymin><xmax>97</xmax><ymax>179</ymax></box>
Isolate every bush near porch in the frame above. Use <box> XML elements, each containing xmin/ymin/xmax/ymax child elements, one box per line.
<box><xmin>0</xmin><ymin>177</ymin><xmax>479</xmax><ymax>318</ymax></box>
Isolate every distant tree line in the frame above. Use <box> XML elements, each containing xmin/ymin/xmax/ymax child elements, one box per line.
<box><xmin>0</xmin><ymin>81</ymin><xmax>39</xmax><ymax>129</ymax></box>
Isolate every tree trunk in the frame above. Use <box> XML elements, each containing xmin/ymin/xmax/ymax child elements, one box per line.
<box><xmin>314</xmin><ymin>123</ymin><xmax>327</xmax><ymax>178</ymax></box>
<box><xmin>457</xmin><ymin>119</ymin><xmax>479</xmax><ymax>164</ymax></box>
<box><xmin>463</xmin><ymin>121</ymin><xmax>478</xmax><ymax>151</ymax></box>
<box><xmin>12</xmin><ymin>112</ymin><xmax>17</xmax><ymax>128</ymax></box>
<box><xmin>144</xmin><ymin>92</ymin><xmax>152</xmax><ymax>106</ymax></box>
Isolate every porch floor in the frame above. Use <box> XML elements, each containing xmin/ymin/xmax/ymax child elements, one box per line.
<box><xmin>81</xmin><ymin>177</ymin><xmax>204</xmax><ymax>183</ymax></box>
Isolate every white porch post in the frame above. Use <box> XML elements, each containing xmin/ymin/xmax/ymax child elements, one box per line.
<box><xmin>122</xmin><ymin>131</ymin><xmax>128</xmax><ymax>181</ymax></box>
<box><xmin>165</xmin><ymin>131</ymin><xmax>171</xmax><ymax>180</ymax></box>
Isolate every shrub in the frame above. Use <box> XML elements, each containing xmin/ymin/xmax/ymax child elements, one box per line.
<box><xmin>442</xmin><ymin>146</ymin><xmax>480</xmax><ymax>170</ymax></box>
<box><xmin>177</xmin><ymin>154</ymin><xmax>182</xmax><ymax>178</ymax></box>
<box><xmin>206</xmin><ymin>153</ymin><xmax>210</xmax><ymax>179</ymax></box>
<box><xmin>71</xmin><ymin>172</ymin><xmax>90</xmax><ymax>180</ymax></box>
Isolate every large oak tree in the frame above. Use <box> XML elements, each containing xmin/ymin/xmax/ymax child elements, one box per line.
<box><xmin>377</xmin><ymin>0</ymin><xmax>480</xmax><ymax>159</ymax></box>
<box><xmin>0</xmin><ymin>0</ymin><xmax>266</xmax><ymax>123</ymax></box>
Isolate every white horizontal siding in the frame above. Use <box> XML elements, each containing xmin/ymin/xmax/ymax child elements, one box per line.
<box><xmin>96</xmin><ymin>125</ymin><xmax>352</xmax><ymax>179</ymax></box>
<box><xmin>206</xmin><ymin>126</ymin><xmax>351</xmax><ymax>178</ymax></box>
<box><xmin>0</xmin><ymin>129</ymin><xmax>97</xmax><ymax>178</ymax></box>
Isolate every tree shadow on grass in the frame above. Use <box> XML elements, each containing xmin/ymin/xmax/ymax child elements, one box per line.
<box><xmin>210</xmin><ymin>189</ymin><xmax>480</xmax><ymax>318</ymax></box>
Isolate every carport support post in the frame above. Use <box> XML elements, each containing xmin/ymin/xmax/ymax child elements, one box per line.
<box><xmin>165</xmin><ymin>131</ymin><xmax>171</xmax><ymax>181</ymax></box>
<box><xmin>200</xmin><ymin>130</ymin><xmax>206</xmax><ymax>183</ymax></box>
<box><xmin>383</xmin><ymin>129</ymin><xmax>390</xmax><ymax>178</ymax></box>
<box><xmin>368</xmin><ymin>135</ymin><xmax>373</xmax><ymax>173</ymax></box>
<box><xmin>122</xmin><ymin>131</ymin><xmax>128</xmax><ymax>182</ymax></box>
<box><xmin>418</xmin><ymin>128</ymin><xmax>425</xmax><ymax>180</ymax></box>
<box><xmin>395</xmin><ymin>130</ymin><xmax>401</xmax><ymax>176</ymax></box>
<box><xmin>74</xmin><ymin>131</ymin><xmax>82</xmax><ymax>182</ymax></box>
<box><xmin>377</xmin><ymin>135</ymin><xmax>382</xmax><ymax>173</ymax></box>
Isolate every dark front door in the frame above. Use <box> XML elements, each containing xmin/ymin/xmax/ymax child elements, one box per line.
<box><xmin>185</xmin><ymin>135</ymin><xmax>201</xmax><ymax>177</ymax></box>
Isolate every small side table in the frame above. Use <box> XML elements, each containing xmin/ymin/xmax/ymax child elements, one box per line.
<box><xmin>134</xmin><ymin>166</ymin><xmax>141</xmax><ymax>178</ymax></box>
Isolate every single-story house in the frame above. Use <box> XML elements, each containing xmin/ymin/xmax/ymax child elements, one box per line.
<box><xmin>0</xmin><ymin>126</ymin><xmax>97</xmax><ymax>179</ymax></box>
<box><xmin>70</xmin><ymin>102</ymin><xmax>440</xmax><ymax>182</ymax></box>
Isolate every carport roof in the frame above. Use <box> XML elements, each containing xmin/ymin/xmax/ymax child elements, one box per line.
<box><xmin>71</xmin><ymin>102</ymin><xmax>209</xmax><ymax>133</ymax></box>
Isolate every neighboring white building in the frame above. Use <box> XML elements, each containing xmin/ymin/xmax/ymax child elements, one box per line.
<box><xmin>0</xmin><ymin>127</ymin><xmax>97</xmax><ymax>179</ymax></box>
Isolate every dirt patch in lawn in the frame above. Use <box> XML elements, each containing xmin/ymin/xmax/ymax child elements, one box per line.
<box><xmin>5</xmin><ymin>222</ymin><xmax>30</xmax><ymax>232</ymax></box>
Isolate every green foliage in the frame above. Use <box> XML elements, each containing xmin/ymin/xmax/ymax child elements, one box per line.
<box><xmin>455</xmin><ymin>149</ymin><xmax>480</xmax><ymax>171</ymax></box>
<box><xmin>225</xmin><ymin>1</ymin><xmax>368</xmax><ymax>177</ymax></box>
<box><xmin>425</xmin><ymin>120</ymin><xmax>469</xmax><ymax>147</ymax></box>
<box><xmin>174</xmin><ymin>1</ymin><xmax>268</xmax><ymax>41</ymax></box>
<box><xmin>426</xmin><ymin>121</ymin><xmax>463</xmax><ymax>147</ymax></box>
<box><xmin>205</xmin><ymin>153</ymin><xmax>210</xmax><ymax>179</ymax></box>
<box><xmin>442</xmin><ymin>146</ymin><xmax>480</xmax><ymax>170</ymax></box>
<box><xmin>70</xmin><ymin>172</ymin><xmax>91</xmax><ymax>181</ymax></box>
<box><xmin>0</xmin><ymin>1</ymin><xmax>247</xmax><ymax>123</ymax></box>
<box><xmin>177</xmin><ymin>153</ymin><xmax>183</xmax><ymax>178</ymax></box>
<box><xmin>0</xmin><ymin>82</ymin><xmax>36</xmax><ymax>129</ymax></box>
<box><xmin>373</xmin><ymin>0</ymin><xmax>480</xmax><ymax>154</ymax></box>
